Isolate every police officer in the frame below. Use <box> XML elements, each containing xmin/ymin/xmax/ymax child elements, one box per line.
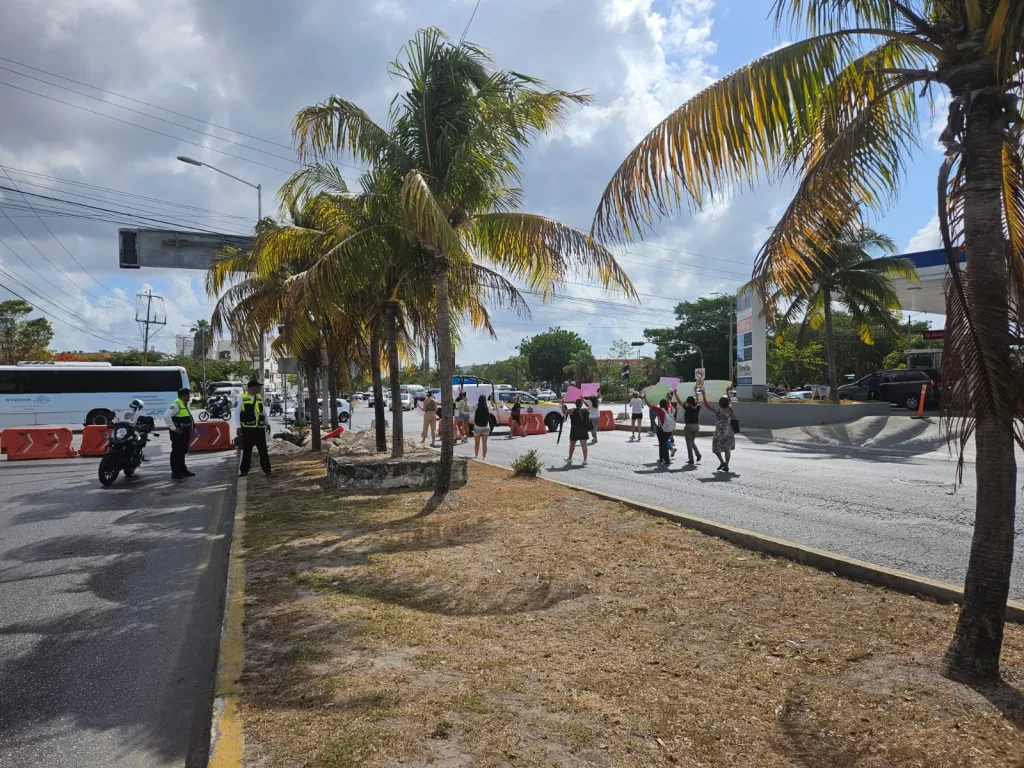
<box><xmin>234</xmin><ymin>378</ymin><xmax>271</xmax><ymax>477</ymax></box>
<box><xmin>163</xmin><ymin>386</ymin><xmax>195</xmax><ymax>479</ymax></box>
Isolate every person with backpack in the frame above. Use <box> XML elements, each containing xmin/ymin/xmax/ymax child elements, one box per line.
<box><xmin>473</xmin><ymin>395</ymin><xmax>491</xmax><ymax>459</ymax></box>
<box><xmin>643</xmin><ymin>393</ymin><xmax>675</xmax><ymax>466</ymax></box>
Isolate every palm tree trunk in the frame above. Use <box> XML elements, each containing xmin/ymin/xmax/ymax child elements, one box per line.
<box><xmin>386</xmin><ymin>302</ymin><xmax>405</xmax><ymax>458</ymax></box>
<box><xmin>307</xmin><ymin>365</ymin><xmax>322</xmax><ymax>452</ymax></box>
<box><xmin>433</xmin><ymin>256</ymin><xmax>455</xmax><ymax>497</ymax></box>
<box><xmin>295</xmin><ymin>368</ymin><xmax>306</xmax><ymax>426</ymax></box>
<box><xmin>326</xmin><ymin>365</ymin><xmax>338</xmax><ymax>431</ymax></box>
<box><xmin>822</xmin><ymin>288</ymin><xmax>840</xmax><ymax>403</ymax></box>
<box><xmin>370</xmin><ymin>325</ymin><xmax>387</xmax><ymax>453</ymax></box>
<box><xmin>944</xmin><ymin>106</ymin><xmax>1017</xmax><ymax>684</ymax></box>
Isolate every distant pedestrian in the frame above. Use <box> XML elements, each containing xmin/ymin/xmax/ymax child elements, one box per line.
<box><xmin>702</xmin><ymin>389</ymin><xmax>736</xmax><ymax>472</ymax></box>
<box><xmin>456</xmin><ymin>391</ymin><xmax>471</xmax><ymax>442</ymax></box>
<box><xmin>508</xmin><ymin>395</ymin><xmax>522</xmax><ymax>439</ymax></box>
<box><xmin>473</xmin><ymin>395</ymin><xmax>491</xmax><ymax>459</ymax></box>
<box><xmin>561</xmin><ymin>397</ymin><xmax>590</xmax><ymax>465</ymax></box>
<box><xmin>418</xmin><ymin>391</ymin><xmax>438</xmax><ymax>447</ymax></box>
<box><xmin>643</xmin><ymin>393</ymin><xmax>673</xmax><ymax>466</ymax></box>
<box><xmin>629</xmin><ymin>391</ymin><xmax>644</xmax><ymax>441</ymax></box>
<box><xmin>676</xmin><ymin>391</ymin><xmax>703</xmax><ymax>465</ymax></box>
<box><xmin>587</xmin><ymin>395</ymin><xmax>600</xmax><ymax>443</ymax></box>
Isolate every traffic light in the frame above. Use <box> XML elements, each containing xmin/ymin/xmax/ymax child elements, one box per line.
<box><xmin>621</xmin><ymin>363</ymin><xmax>631</xmax><ymax>379</ymax></box>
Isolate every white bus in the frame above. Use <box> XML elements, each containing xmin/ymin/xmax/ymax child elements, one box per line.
<box><xmin>0</xmin><ymin>363</ymin><xmax>190</xmax><ymax>428</ymax></box>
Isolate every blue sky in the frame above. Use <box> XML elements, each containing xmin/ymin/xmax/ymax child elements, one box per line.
<box><xmin>0</xmin><ymin>0</ymin><xmax>943</xmax><ymax>363</ymax></box>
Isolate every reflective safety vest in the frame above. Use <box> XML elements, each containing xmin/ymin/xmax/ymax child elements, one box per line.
<box><xmin>240</xmin><ymin>392</ymin><xmax>266</xmax><ymax>428</ymax></box>
<box><xmin>172</xmin><ymin>398</ymin><xmax>194</xmax><ymax>428</ymax></box>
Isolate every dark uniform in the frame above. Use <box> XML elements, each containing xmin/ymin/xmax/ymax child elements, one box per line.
<box><xmin>238</xmin><ymin>392</ymin><xmax>271</xmax><ymax>476</ymax></box>
<box><xmin>169</xmin><ymin>397</ymin><xmax>194</xmax><ymax>477</ymax></box>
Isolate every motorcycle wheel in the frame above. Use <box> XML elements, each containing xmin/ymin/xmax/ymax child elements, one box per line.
<box><xmin>98</xmin><ymin>454</ymin><xmax>120</xmax><ymax>486</ymax></box>
<box><xmin>198</xmin><ymin>411</ymin><xmax>210</xmax><ymax>422</ymax></box>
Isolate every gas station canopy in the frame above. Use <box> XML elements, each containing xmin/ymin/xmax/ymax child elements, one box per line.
<box><xmin>891</xmin><ymin>248</ymin><xmax>965</xmax><ymax>314</ymax></box>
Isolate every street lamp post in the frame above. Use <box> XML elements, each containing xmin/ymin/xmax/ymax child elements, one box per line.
<box><xmin>676</xmin><ymin>340</ymin><xmax>704</xmax><ymax>372</ymax></box>
<box><xmin>177</xmin><ymin>155</ymin><xmax>265</xmax><ymax>384</ymax></box>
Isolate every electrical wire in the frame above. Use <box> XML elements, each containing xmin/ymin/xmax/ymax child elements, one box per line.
<box><xmin>1</xmin><ymin>166</ymin><xmax>133</xmax><ymax>304</ymax></box>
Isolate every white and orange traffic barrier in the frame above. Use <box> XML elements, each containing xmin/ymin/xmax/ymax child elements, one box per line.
<box><xmin>597</xmin><ymin>410</ymin><xmax>616</xmax><ymax>431</ymax></box>
<box><xmin>78</xmin><ymin>425</ymin><xmax>112</xmax><ymax>457</ymax></box>
<box><xmin>190</xmin><ymin>421</ymin><xmax>234</xmax><ymax>452</ymax></box>
<box><xmin>0</xmin><ymin>427</ymin><xmax>77</xmax><ymax>461</ymax></box>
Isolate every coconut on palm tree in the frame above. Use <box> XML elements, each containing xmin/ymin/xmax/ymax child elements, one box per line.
<box><xmin>593</xmin><ymin>1</ymin><xmax>1022</xmax><ymax>683</ymax></box>
<box><xmin>750</xmin><ymin>225</ymin><xmax>917</xmax><ymax>401</ymax></box>
<box><xmin>292</xmin><ymin>28</ymin><xmax>635</xmax><ymax>495</ymax></box>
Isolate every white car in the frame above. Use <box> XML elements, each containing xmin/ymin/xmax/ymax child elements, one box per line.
<box><xmin>351</xmin><ymin>392</ymin><xmax>365</xmax><ymax>402</ymax></box>
<box><xmin>400</xmin><ymin>393</ymin><xmax>413</xmax><ymax>410</ymax></box>
<box><xmin>783</xmin><ymin>390</ymin><xmax>814</xmax><ymax>400</ymax></box>
<box><xmin>535</xmin><ymin>389</ymin><xmax>557</xmax><ymax>401</ymax></box>
<box><xmin>367</xmin><ymin>391</ymin><xmax>390</xmax><ymax>408</ymax></box>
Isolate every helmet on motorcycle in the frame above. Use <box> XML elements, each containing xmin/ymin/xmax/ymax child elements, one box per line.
<box><xmin>130</xmin><ymin>398</ymin><xmax>145</xmax><ymax>410</ymax></box>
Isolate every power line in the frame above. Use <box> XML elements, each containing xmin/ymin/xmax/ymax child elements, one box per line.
<box><xmin>2</xmin><ymin>166</ymin><xmax>254</xmax><ymax>221</ymax></box>
<box><xmin>0</xmin><ymin>79</ymin><xmax>296</xmax><ymax>176</ymax></box>
<box><xmin>0</xmin><ymin>166</ymin><xmax>132</xmax><ymax>305</ymax></box>
<box><xmin>460</xmin><ymin>0</ymin><xmax>483</xmax><ymax>44</ymax></box>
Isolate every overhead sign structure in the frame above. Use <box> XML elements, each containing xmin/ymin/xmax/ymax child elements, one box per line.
<box><xmin>119</xmin><ymin>228</ymin><xmax>253</xmax><ymax>270</ymax></box>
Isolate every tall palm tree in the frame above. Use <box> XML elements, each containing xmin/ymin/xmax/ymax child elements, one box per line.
<box><xmin>293</xmin><ymin>28</ymin><xmax>635</xmax><ymax>496</ymax></box>
<box><xmin>750</xmin><ymin>225</ymin><xmax>917</xmax><ymax>401</ymax></box>
<box><xmin>190</xmin><ymin>319</ymin><xmax>213</xmax><ymax>360</ymax></box>
<box><xmin>593</xmin><ymin>1</ymin><xmax>1023</xmax><ymax>684</ymax></box>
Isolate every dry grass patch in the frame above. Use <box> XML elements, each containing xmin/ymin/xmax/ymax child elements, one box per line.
<box><xmin>238</xmin><ymin>456</ymin><xmax>1024</xmax><ymax>767</ymax></box>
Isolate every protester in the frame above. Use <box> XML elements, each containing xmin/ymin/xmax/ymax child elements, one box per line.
<box><xmin>642</xmin><ymin>393</ymin><xmax>673</xmax><ymax>466</ymax></box>
<box><xmin>588</xmin><ymin>395</ymin><xmax>600</xmax><ymax>443</ymax></box>
<box><xmin>629</xmin><ymin>391</ymin><xmax>644</xmax><ymax>441</ymax></box>
<box><xmin>508</xmin><ymin>395</ymin><xmax>522</xmax><ymax>439</ymax></box>
<box><xmin>677</xmin><ymin>392</ymin><xmax>703</xmax><ymax>465</ymax></box>
<box><xmin>561</xmin><ymin>397</ymin><xmax>590</xmax><ymax>465</ymax></box>
<box><xmin>473</xmin><ymin>395</ymin><xmax>491</xmax><ymax>459</ymax></box>
<box><xmin>702</xmin><ymin>389</ymin><xmax>736</xmax><ymax>472</ymax></box>
<box><xmin>418</xmin><ymin>391</ymin><xmax>438</xmax><ymax>447</ymax></box>
<box><xmin>456</xmin><ymin>391</ymin><xmax>471</xmax><ymax>442</ymax></box>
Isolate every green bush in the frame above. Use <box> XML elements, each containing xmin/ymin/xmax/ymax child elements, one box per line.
<box><xmin>511</xmin><ymin>448</ymin><xmax>543</xmax><ymax>477</ymax></box>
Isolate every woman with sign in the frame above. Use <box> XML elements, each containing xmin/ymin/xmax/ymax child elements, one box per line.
<box><xmin>702</xmin><ymin>388</ymin><xmax>736</xmax><ymax>473</ymax></box>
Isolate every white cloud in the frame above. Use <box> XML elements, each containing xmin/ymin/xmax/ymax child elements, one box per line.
<box><xmin>905</xmin><ymin>213</ymin><xmax>941</xmax><ymax>253</ymax></box>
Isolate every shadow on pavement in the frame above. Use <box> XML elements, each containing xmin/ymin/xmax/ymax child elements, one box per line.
<box><xmin>0</xmin><ymin>467</ymin><xmax>234</xmax><ymax>767</ymax></box>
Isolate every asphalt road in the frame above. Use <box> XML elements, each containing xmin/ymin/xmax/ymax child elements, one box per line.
<box><xmin>0</xmin><ymin>436</ymin><xmax>237</xmax><ymax>768</ymax></box>
<box><xmin>385</xmin><ymin>408</ymin><xmax>1024</xmax><ymax>601</ymax></box>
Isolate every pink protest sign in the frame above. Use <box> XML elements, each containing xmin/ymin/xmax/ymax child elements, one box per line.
<box><xmin>659</xmin><ymin>377</ymin><xmax>681</xmax><ymax>390</ymax></box>
<box><xmin>581</xmin><ymin>383</ymin><xmax>600</xmax><ymax>397</ymax></box>
<box><xmin>564</xmin><ymin>386</ymin><xmax>584</xmax><ymax>402</ymax></box>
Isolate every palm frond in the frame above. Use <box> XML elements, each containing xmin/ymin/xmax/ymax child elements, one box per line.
<box><xmin>293</xmin><ymin>96</ymin><xmax>397</xmax><ymax>164</ymax></box>
<box><xmin>400</xmin><ymin>169</ymin><xmax>467</xmax><ymax>262</ymax></box>
<box><xmin>467</xmin><ymin>212</ymin><xmax>636</xmax><ymax>300</ymax></box>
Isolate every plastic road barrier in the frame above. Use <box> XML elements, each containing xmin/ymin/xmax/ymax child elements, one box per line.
<box><xmin>323</xmin><ymin>426</ymin><xmax>346</xmax><ymax>441</ymax></box>
<box><xmin>597</xmin><ymin>410</ymin><xmax>616</xmax><ymax>431</ymax></box>
<box><xmin>190</xmin><ymin>421</ymin><xmax>234</xmax><ymax>452</ymax></box>
<box><xmin>79</xmin><ymin>425</ymin><xmax>112</xmax><ymax>457</ymax></box>
<box><xmin>522</xmin><ymin>412</ymin><xmax>546</xmax><ymax>435</ymax></box>
<box><xmin>1</xmin><ymin>427</ymin><xmax>77</xmax><ymax>461</ymax></box>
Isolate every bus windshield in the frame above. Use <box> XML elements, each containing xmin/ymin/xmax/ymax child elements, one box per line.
<box><xmin>0</xmin><ymin>365</ymin><xmax>189</xmax><ymax>427</ymax></box>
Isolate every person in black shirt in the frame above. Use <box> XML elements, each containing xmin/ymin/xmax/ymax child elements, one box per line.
<box><xmin>674</xmin><ymin>391</ymin><xmax>703</xmax><ymax>465</ymax></box>
<box><xmin>508</xmin><ymin>395</ymin><xmax>521</xmax><ymax>439</ymax></box>
<box><xmin>561</xmin><ymin>397</ymin><xmax>590</xmax><ymax>465</ymax></box>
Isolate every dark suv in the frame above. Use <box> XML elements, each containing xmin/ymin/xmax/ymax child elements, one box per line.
<box><xmin>837</xmin><ymin>369</ymin><xmax>939</xmax><ymax>410</ymax></box>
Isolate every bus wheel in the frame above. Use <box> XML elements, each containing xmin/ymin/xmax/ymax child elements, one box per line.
<box><xmin>86</xmin><ymin>409</ymin><xmax>114</xmax><ymax>426</ymax></box>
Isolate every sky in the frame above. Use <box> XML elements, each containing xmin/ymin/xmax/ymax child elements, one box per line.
<box><xmin>0</xmin><ymin>0</ymin><xmax>945</xmax><ymax>365</ymax></box>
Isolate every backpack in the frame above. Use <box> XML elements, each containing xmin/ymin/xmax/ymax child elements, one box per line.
<box><xmin>661</xmin><ymin>409</ymin><xmax>676</xmax><ymax>432</ymax></box>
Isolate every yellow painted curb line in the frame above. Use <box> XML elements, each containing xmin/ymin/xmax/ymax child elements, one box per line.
<box><xmin>208</xmin><ymin>476</ymin><xmax>246</xmax><ymax>767</ymax></box>
<box><xmin>471</xmin><ymin>458</ymin><xmax>1024</xmax><ymax>624</ymax></box>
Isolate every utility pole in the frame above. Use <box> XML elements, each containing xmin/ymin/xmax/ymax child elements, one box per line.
<box><xmin>136</xmin><ymin>290</ymin><xmax>166</xmax><ymax>366</ymax></box>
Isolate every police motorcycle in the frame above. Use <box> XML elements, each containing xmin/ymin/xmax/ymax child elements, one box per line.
<box><xmin>269</xmin><ymin>395</ymin><xmax>283</xmax><ymax>417</ymax></box>
<box><xmin>98</xmin><ymin>399</ymin><xmax>156</xmax><ymax>486</ymax></box>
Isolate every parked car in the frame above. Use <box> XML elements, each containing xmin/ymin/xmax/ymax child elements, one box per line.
<box><xmin>367</xmin><ymin>391</ymin><xmax>390</xmax><ymax>408</ymax></box>
<box><xmin>837</xmin><ymin>369</ymin><xmax>939</xmax><ymax>410</ymax></box>
<box><xmin>351</xmin><ymin>392</ymin><xmax>365</xmax><ymax>402</ymax></box>
<box><xmin>783</xmin><ymin>390</ymin><xmax>814</xmax><ymax>400</ymax></box>
<box><xmin>400</xmin><ymin>393</ymin><xmax>413</xmax><ymax>411</ymax></box>
<box><xmin>535</xmin><ymin>389</ymin><xmax>557</xmax><ymax>401</ymax></box>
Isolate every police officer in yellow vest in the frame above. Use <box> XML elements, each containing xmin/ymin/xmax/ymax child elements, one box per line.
<box><xmin>162</xmin><ymin>386</ymin><xmax>195</xmax><ymax>479</ymax></box>
<box><xmin>234</xmin><ymin>379</ymin><xmax>271</xmax><ymax>477</ymax></box>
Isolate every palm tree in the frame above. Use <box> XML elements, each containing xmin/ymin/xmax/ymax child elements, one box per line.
<box><xmin>750</xmin><ymin>225</ymin><xmax>917</xmax><ymax>402</ymax></box>
<box><xmin>293</xmin><ymin>28</ymin><xmax>635</xmax><ymax>496</ymax></box>
<box><xmin>593</xmin><ymin>1</ymin><xmax>1023</xmax><ymax>683</ymax></box>
<box><xmin>190</xmin><ymin>319</ymin><xmax>213</xmax><ymax>360</ymax></box>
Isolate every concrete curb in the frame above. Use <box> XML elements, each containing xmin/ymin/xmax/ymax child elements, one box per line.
<box><xmin>208</xmin><ymin>476</ymin><xmax>246</xmax><ymax>767</ymax></box>
<box><xmin>474</xmin><ymin>459</ymin><xmax>1024</xmax><ymax>624</ymax></box>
